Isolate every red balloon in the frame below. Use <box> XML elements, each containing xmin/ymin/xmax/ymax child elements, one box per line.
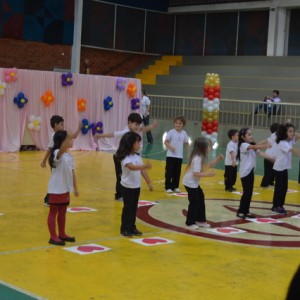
<box><xmin>207</xmin><ymin>123</ymin><xmax>213</xmax><ymax>129</ymax></box>
<box><xmin>204</xmin><ymin>91</ymin><xmax>209</xmax><ymax>97</ymax></box>
<box><xmin>207</xmin><ymin>129</ymin><xmax>213</xmax><ymax>134</ymax></box>
<box><xmin>212</xmin><ymin>126</ymin><xmax>218</xmax><ymax>132</ymax></box>
<box><xmin>215</xmin><ymin>86</ymin><xmax>220</xmax><ymax>92</ymax></box>
<box><xmin>202</xmin><ymin>125</ymin><xmax>207</xmax><ymax>131</ymax></box>
<box><xmin>208</xmin><ymin>94</ymin><xmax>214</xmax><ymax>100</ymax></box>
<box><xmin>212</xmin><ymin>120</ymin><xmax>218</xmax><ymax>126</ymax></box>
<box><xmin>209</xmin><ymin>88</ymin><xmax>215</xmax><ymax>94</ymax></box>
<box><xmin>202</xmin><ymin>120</ymin><xmax>208</xmax><ymax>126</ymax></box>
<box><xmin>214</xmin><ymin>92</ymin><xmax>220</xmax><ymax>98</ymax></box>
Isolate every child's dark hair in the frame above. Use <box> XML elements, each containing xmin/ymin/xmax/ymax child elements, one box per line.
<box><xmin>276</xmin><ymin>123</ymin><xmax>295</xmax><ymax>143</ymax></box>
<box><xmin>48</xmin><ymin>130</ymin><xmax>67</xmax><ymax>168</ymax></box>
<box><xmin>128</xmin><ymin>113</ymin><xmax>142</xmax><ymax>124</ymax></box>
<box><xmin>186</xmin><ymin>137</ymin><xmax>209</xmax><ymax>170</ymax></box>
<box><xmin>270</xmin><ymin>123</ymin><xmax>280</xmax><ymax>133</ymax></box>
<box><xmin>273</xmin><ymin>89</ymin><xmax>279</xmax><ymax>95</ymax></box>
<box><xmin>115</xmin><ymin>132</ymin><xmax>141</xmax><ymax>161</ymax></box>
<box><xmin>236</xmin><ymin>127</ymin><xmax>250</xmax><ymax>161</ymax></box>
<box><xmin>50</xmin><ymin>115</ymin><xmax>64</xmax><ymax>129</ymax></box>
<box><xmin>227</xmin><ymin>129</ymin><xmax>238</xmax><ymax>139</ymax></box>
<box><xmin>174</xmin><ymin>116</ymin><xmax>186</xmax><ymax>126</ymax></box>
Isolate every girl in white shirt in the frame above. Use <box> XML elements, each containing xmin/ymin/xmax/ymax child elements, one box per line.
<box><xmin>164</xmin><ymin>116</ymin><xmax>190</xmax><ymax>193</ymax></box>
<box><xmin>115</xmin><ymin>132</ymin><xmax>153</xmax><ymax>237</ymax></box>
<box><xmin>183</xmin><ymin>138</ymin><xmax>223</xmax><ymax>230</ymax></box>
<box><xmin>47</xmin><ymin>131</ymin><xmax>78</xmax><ymax>246</ymax></box>
<box><xmin>236</xmin><ymin>128</ymin><xmax>270</xmax><ymax>219</ymax></box>
<box><xmin>272</xmin><ymin>123</ymin><xmax>300</xmax><ymax>214</ymax></box>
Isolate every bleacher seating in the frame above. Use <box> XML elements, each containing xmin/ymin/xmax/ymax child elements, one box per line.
<box><xmin>141</xmin><ymin>56</ymin><xmax>300</xmax><ymax>104</ymax></box>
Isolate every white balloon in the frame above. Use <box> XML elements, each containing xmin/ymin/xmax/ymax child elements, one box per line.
<box><xmin>36</xmin><ymin>117</ymin><xmax>42</xmax><ymax>122</ymax></box>
<box><xmin>29</xmin><ymin>115</ymin><xmax>35</xmax><ymax>122</ymax></box>
<box><xmin>213</xmin><ymin>104</ymin><xmax>220</xmax><ymax>110</ymax></box>
<box><xmin>203</xmin><ymin>103</ymin><xmax>208</xmax><ymax>109</ymax></box>
<box><xmin>213</xmin><ymin>98</ymin><xmax>220</xmax><ymax>104</ymax></box>
<box><xmin>28</xmin><ymin>123</ymin><xmax>34</xmax><ymax>129</ymax></box>
<box><xmin>206</xmin><ymin>134</ymin><xmax>211</xmax><ymax>140</ymax></box>
<box><xmin>201</xmin><ymin>131</ymin><xmax>207</xmax><ymax>137</ymax></box>
<box><xmin>207</xmin><ymin>106</ymin><xmax>213</xmax><ymax>112</ymax></box>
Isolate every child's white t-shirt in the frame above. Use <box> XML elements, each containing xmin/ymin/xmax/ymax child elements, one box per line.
<box><xmin>121</xmin><ymin>153</ymin><xmax>143</xmax><ymax>189</ymax></box>
<box><xmin>48</xmin><ymin>132</ymin><xmax>55</xmax><ymax>148</ymax></box>
<box><xmin>239</xmin><ymin>143</ymin><xmax>256</xmax><ymax>178</ymax></box>
<box><xmin>265</xmin><ymin>132</ymin><xmax>278</xmax><ymax>159</ymax></box>
<box><xmin>114</xmin><ymin>126</ymin><xmax>130</xmax><ymax>139</ymax></box>
<box><xmin>225</xmin><ymin>140</ymin><xmax>238</xmax><ymax>166</ymax></box>
<box><xmin>48</xmin><ymin>149</ymin><xmax>74</xmax><ymax>193</ymax></box>
<box><xmin>165</xmin><ymin>129</ymin><xmax>189</xmax><ymax>159</ymax></box>
<box><xmin>183</xmin><ymin>155</ymin><xmax>202</xmax><ymax>188</ymax></box>
<box><xmin>273</xmin><ymin>139</ymin><xmax>295</xmax><ymax>171</ymax></box>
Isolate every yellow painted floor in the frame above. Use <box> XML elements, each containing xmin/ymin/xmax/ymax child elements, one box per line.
<box><xmin>0</xmin><ymin>149</ymin><xmax>300</xmax><ymax>300</ymax></box>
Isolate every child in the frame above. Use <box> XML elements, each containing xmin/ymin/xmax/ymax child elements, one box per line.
<box><xmin>114</xmin><ymin>131</ymin><xmax>153</xmax><ymax>237</ymax></box>
<box><xmin>271</xmin><ymin>123</ymin><xmax>300</xmax><ymax>214</ymax></box>
<box><xmin>47</xmin><ymin>131</ymin><xmax>78</xmax><ymax>246</ymax></box>
<box><xmin>260</xmin><ymin>123</ymin><xmax>280</xmax><ymax>188</ymax></box>
<box><xmin>224</xmin><ymin>129</ymin><xmax>239</xmax><ymax>192</ymax></box>
<box><xmin>236</xmin><ymin>128</ymin><xmax>270</xmax><ymax>219</ymax></box>
<box><xmin>94</xmin><ymin>112</ymin><xmax>157</xmax><ymax>201</ymax></box>
<box><xmin>164</xmin><ymin>116</ymin><xmax>190</xmax><ymax>193</ymax></box>
<box><xmin>40</xmin><ymin>115</ymin><xmax>81</xmax><ymax>206</ymax></box>
<box><xmin>183</xmin><ymin>137</ymin><xmax>223</xmax><ymax>230</ymax></box>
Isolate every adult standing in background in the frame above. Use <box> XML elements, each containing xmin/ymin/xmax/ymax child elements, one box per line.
<box><xmin>141</xmin><ymin>90</ymin><xmax>153</xmax><ymax>144</ymax></box>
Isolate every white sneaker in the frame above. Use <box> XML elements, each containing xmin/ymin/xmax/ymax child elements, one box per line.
<box><xmin>173</xmin><ymin>188</ymin><xmax>181</xmax><ymax>193</ymax></box>
<box><xmin>196</xmin><ymin>222</ymin><xmax>211</xmax><ymax>228</ymax></box>
<box><xmin>186</xmin><ymin>224</ymin><xmax>199</xmax><ymax>230</ymax></box>
<box><xmin>165</xmin><ymin>189</ymin><xmax>173</xmax><ymax>193</ymax></box>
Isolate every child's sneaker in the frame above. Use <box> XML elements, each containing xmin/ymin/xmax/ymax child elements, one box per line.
<box><xmin>196</xmin><ymin>222</ymin><xmax>211</xmax><ymax>228</ymax></box>
<box><xmin>173</xmin><ymin>188</ymin><xmax>181</xmax><ymax>193</ymax></box>
<box><xmin>165</xmin><ymin>189</ymin><xmax>173</xmax><ymax>193</ymax></box>
<box><xmin>277</xmin><ymin>207</ymin><xmax>287</xmax><ymax>214</ymax></box>
<box><xmin>186</xmin><ymin>224</ymin><xmax>199</xmax><ymax>230</ymax></box>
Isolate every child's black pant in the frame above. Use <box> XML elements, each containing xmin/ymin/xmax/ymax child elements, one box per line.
<box><xmin>184</xmin><ymin>185</ymin><xmax>206</xmax><ymax>225</ymax></box>
<box><xmin>260</xmin><ymin>159</ymin><xmax>275</xmax><ymax>187</ymax></box>
<box><xmin>272</xmin><ymin>169</ymin><xmax>288</xmax><ymax>208</ymax></box>
<box><xmin>165</xmin><ymin>157</ymin><xmax>182</xmax><ymax>190</ymax></box>
<box><xmin>224</xmin><ymin>165</ymin><xmax>237</xmax><ymax>190</ymax></box>
<box><xmin>238</xmin><ymin>169</ymin><xmax>254</xmax><ymax>214</ymax></box>
<box><xmin>113</xmin><ymin>154</ymin><xmax>122</xmax><ymax>199</ymax></box>
<box><xmin>120</xmin><ymin>186</ymin><xmax>140</xmax><ymax>233</ymax></box>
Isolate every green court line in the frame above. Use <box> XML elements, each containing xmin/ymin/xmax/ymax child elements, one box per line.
<box><xmin>0</xmin><ymin>280</ymin><xmax>45</xmax><ymax>300</ymax></box>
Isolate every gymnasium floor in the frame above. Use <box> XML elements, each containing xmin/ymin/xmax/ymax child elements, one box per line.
<box><xmin>0</xmin><ymin>125</ymin><xmax>300</xmax><ymax>300</ymax></box>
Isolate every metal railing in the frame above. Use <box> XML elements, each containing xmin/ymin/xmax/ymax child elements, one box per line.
<box><xmin>149</xmin><ymin>95</ymin><xmax>300</xmax><ymax>129</ymax></box>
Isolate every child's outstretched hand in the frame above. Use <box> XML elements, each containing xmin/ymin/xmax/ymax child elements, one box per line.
<box><xmin>144</xmin><ymin>161</ymin><xmax>152</xmax><ymax>169</ymax></box>
<box><xmin>148</xmin><ymin>182</ymin><xmax>154</xmax><ymax>191</ymax></box>
<box><xmin>217</xmin><ymin>154</ymin><xmax>224</xmax><ymax>161</ymax></box>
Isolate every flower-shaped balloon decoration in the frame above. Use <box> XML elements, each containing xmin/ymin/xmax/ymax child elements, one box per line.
<box><xmin>14</xmin><ymin>92</ymin><xmax>28</xmax><ymax>109</ymax></box>
<box><xmin>28</xmin><ymin>115</ymin><xmax>42</xmax><ymax>131</ymax></box>
<box><xmin>103</xmin><ymin>96</ymin><xmax>113</xmax><ymax>111</ymax></box>
<box><xmin>41</xmin><ymin>90</ymin><xmax>55</xmax><ymax>107</ymax></box>
<box><xmin>77</xmin><ymin>98</ymin><xmax>87</xmax><ymax>112</ymax></box>
<box><xmin>116</xmin><ymin>77</ymin><xmax>126</xmax><ymax>91</ymax></box>
<box><xmin>127</xmin><ymin>82</ymin><xmax>137</xmax><ymax>98</ymax></box>
<box><xmin>0</xmin><ymin>80</ymin><xmax>7</xmax><ymax>96</ymax></box>
<box><xmin>4</xmin><ymin>68</ymin><xmax>18</xmax><ymax>83</ymax></box>
<box><xmin>81</xmin><ymin>119</ymin><xmax>91</xmax><ymax>135</ymax></box>
<box><xmin>131</xmin><ymin>98</ymin><xmax>140</xmax><ymax>110</ymax></box>
<box><xmin>61</xmin><ymin>73</ymin><xmax>73</xmax><ymax>86</ymax></box>
<box><xmin>91</xmin><ymin>121</ymin><xmax>103</xmax><ymax>135</ymax></box>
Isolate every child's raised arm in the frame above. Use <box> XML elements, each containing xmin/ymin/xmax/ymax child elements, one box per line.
<box><xmin>141</xmin><ymin>119</ymin><xmax>158</xmax><ymax>133</ymax></box>
<box><xmin>69</xmin><ymin>123</ymin><xmax>83</xmax><ymax>139</ymax></box>
<box><xmin>94</xmin><ymin>132</ymin><xmax>114</xmax><ymax>139</ymax></box>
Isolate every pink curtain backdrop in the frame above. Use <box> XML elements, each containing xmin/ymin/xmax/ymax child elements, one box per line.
<box><xmin>0</xmin><ymin>69</ymin><xmax>141</xmax><ymax>152</ymax></box>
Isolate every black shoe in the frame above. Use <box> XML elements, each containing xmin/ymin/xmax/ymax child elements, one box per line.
<box><xmin>226</xmin><ymin>188</ymin><xmax>235</xmax><ymax>192</ymax></box>
<box><xmin>244</xmin><ymin>213</ymin><xmax>255</xmax><ymax>219</ymax></box>
<box><xmin>115</xmin><ymin>196</ymin><xmax>123</xmax><ymax>201</ymax></box>
<box><xmin>121</xmin><ymin>231</ymin><xmax>133</xmax><ymax>237</ymax></box>
<box><xmin>131</xmin><ymin>229</ymin><xmax>142</xmax><ymax>236</ymax></box>
<box><xmin>236</xmin><ymin>213</ymin><xmax>245</xmax><ymax>219</ymax></box>
<box><xmin>49</xmin><ymin>239</ymin><xmax>65</xmax><ymax>246</ymax></box>
<box><xmin>59</xmin><ymin>236</ymin><xmax>76</xmax><ymax>242</ymax></box>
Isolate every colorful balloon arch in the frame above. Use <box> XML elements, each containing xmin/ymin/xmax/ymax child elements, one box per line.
<box><xmin>201</xmin><ymin>73</ymin><xmax>220</xmax><ymax>145</ymax></box>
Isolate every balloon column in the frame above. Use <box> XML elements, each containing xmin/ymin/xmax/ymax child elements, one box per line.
<box><xmin>201</xmin><ymin>73</ymin><xmax>220</xmax><ymax>145</ymax></box>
